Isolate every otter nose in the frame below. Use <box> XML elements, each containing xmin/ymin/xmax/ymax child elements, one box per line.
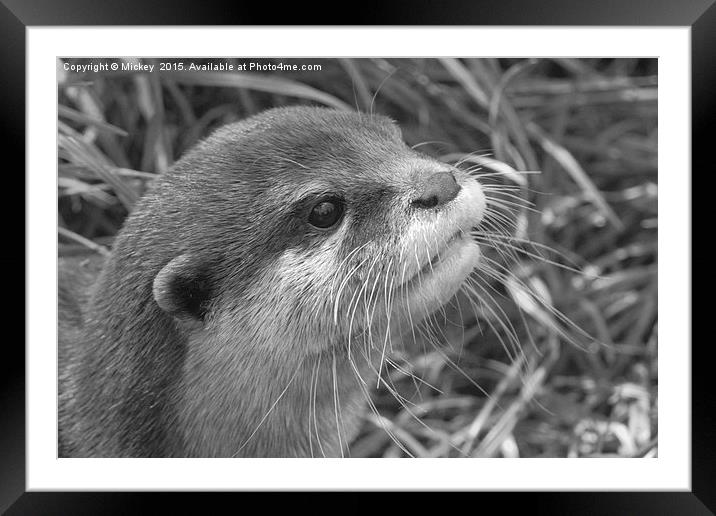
<box><xmin>411</xmin><ymin>171</ymin><xmax>461</xmax><ymax>210</ymax></box>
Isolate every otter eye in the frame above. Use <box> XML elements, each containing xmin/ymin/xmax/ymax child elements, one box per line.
<box><xmin>308</xmin><ymin>197</ymin><xmax>345</xmax><ymax>229</ymax></box>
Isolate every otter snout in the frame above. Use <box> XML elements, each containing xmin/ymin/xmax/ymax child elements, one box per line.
<box><xmin>411</xmin><ymin>171</ymin><xmax>461</xmax><ymax>210</ymax></box>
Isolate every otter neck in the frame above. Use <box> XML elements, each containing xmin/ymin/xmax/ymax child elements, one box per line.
<box><xmin>76</xmin><ymin>240</ymin><xmax>188</xmax><ymax>456</ymax></box>
<box><xmin>81</xmin><ymin>246</ymin><xmax>373</xmax><ymax>457</ymax></box>
<box><xmin>176</xmin><ymin>339</ymin><xmax>371</xmax><ymax>457</ymax></box>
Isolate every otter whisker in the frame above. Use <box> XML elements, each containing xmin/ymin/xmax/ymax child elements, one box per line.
<box><xmin>357</xmin><ymin>347</ymin><xmax>469</xmax><ymax>457</ymax></box>
<box><xmin>384</xmin><ymin>355</ymin><xmax>444</xmax><ymax>395</ymax></box>
<box><xmin>347</xmin><ymin>350</ymin><xmax>413</xmax><ymax>457</ymax></box>
<box><xmin>233</xmin><ymin>356</ymin><xmax>305</xmax><ymax>457</ymax></box>
<box><xmin>363</xmin><ymin>254</ymin><xmax>388</xmax><ymax>358</ymax></box>
<box><xmin>472</xmin><ymin>231</ymin><xmax>592</xmax><ymax>276</ymax></box>
<box><xmin>443</xmin><ymin>150</ymin><xmax>494</xmax><ymax>169</ymax></box>
<box><xmin>484</xmin><ymin>196</ymin><xmax>538</xmax><ymax>216</ymax></box>
<box><xmin>369</xmin><ymin>67</ymin><xmax>397</xmax><ymax>116</ymax></box>
<box><xmin>376</xmin><ymin>259</ymin><xmax>396</xmax><ymax>387</ymax></box>
<box><xmin>411</xmin><ymin>140</ymin><xmax>451</xmax><ymax>151</ymax></box>
<box><xmin>478</xmin><ymin>220</ymin><xmax>527</xmax><ymax>265</ymax></box>
<box><xmin>347</xmin><ymin>254</ymin><xmax>382</xmax><ymax>359</ymax></box>
<box><xmin>482</xmin><ymin>189</ymin><xmax>535</xmax><ymax>208</ymax></box>
<box><xmin>311</xmin><ymin>353</ymin><xmax>327</xmax><ymax>458</ymax></box>
<box><xmin>331</xmin><ymin>348</ymin><xmax>346</xmax><ymax>458</ymax></box>
<box><xmin>477</xmin><ymin>254</ymin><xmax>593</xmax><ymax>345</ymax></box>
<box><xmin>332</xmin><ymin>252</ymin><xmax>371</xmax><ymax>325</ymax></box>
<box><xmin>468</xmin><ymin>276</ymin><xmax>534</xmax><ymax>383</ymax></box>
<box><xmin>307</xmin><ymin>357</ymin><xmax>317</xmax><ymax>458</ymax></box>
<box><xmin>476</xmin><ymin>234</ymin><xmax>565</xmax><ymax>273</ymax></box>
<box><xmin>445</xmin><ymin>286</ymin><xmax>468</xmax><ymax>364</ymax></box>
<box><xmin>464</xmin><ymin>274</ymin><xmax>524</xmax><ymax>350</ymax></box>
<box><xmin>482</xmin><ymin>207</ymin><xmax>521</xmax><ymax>235</ymax></box>
<box><xmin>398</xmin><ymin>259</ymin><xmax>422</xmax><ymax>356</ymax></box>
<box><xmin>470</xmin><ymin>169</ymin><xmax>539</xmax><ymax>179</ymax></box>
<box><xmin>274</xmin><ymin>155</ymin><xmax>309</xmax><ymax>170</ymax></box>
<box><xmin>419</xmin><ymin>319</ymin><xmax>494</xmax><ymax>400</ymax></box>
<box><xmin>460</xmin><ymin>279</ymin><xmax>521</xmax><ymax>365</ymax></box>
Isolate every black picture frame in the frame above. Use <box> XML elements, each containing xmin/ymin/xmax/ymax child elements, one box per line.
<box><xmin>5</xmin><ymin>0</ymin><xmax>709</xmax><ymax>511</ymax></box>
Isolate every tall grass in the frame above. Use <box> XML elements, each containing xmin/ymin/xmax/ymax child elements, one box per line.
<box><xmin>58</xmin><ymin>58</ymin><xmax>658</xmax><ymax>458</ymax></box>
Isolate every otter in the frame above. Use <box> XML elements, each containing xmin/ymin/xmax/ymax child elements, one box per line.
<box><xmin>58</xmin><ymin>106</ymin><xmax>487</xmax><ymax>457</ymax></box>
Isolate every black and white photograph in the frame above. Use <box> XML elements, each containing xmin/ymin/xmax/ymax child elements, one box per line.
<box><xmin>57</xmin><ymin>57</ymin><xmax>658</xmax><ymax>459</ymax></box>
<box><xmin>2</xmin><ymin>2</ymin><xmax>704</xmax><ymax>507</ymax></box>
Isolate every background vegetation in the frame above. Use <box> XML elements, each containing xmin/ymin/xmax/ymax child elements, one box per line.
<box><xmin>58</xmin><ymin>57</ymin><xmax>658</xmax><ymax>458</ymax></box>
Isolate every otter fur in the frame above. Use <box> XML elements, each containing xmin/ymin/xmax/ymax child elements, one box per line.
<box><xmin>58</xmin><ymin>106</ymin><xmax>486</xmax><ymax>457</ymax></box>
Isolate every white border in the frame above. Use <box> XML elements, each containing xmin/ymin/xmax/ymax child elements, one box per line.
<box><xmin>28</xmin><ymin>27</ymin><xmax>690</xmax><ymax>490</ymax></box>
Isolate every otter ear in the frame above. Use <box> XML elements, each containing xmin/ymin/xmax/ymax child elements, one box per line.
<box><xmin>153</xmin><ymin>254</ymin><xmax>213</xmax><ymax>322</ymax></box>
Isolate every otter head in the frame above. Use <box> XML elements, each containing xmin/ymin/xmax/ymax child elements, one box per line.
<box><xmin>150</xmin><ymin>106</ymin><xmax>486</xmax><ymax>360</ymax></box>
